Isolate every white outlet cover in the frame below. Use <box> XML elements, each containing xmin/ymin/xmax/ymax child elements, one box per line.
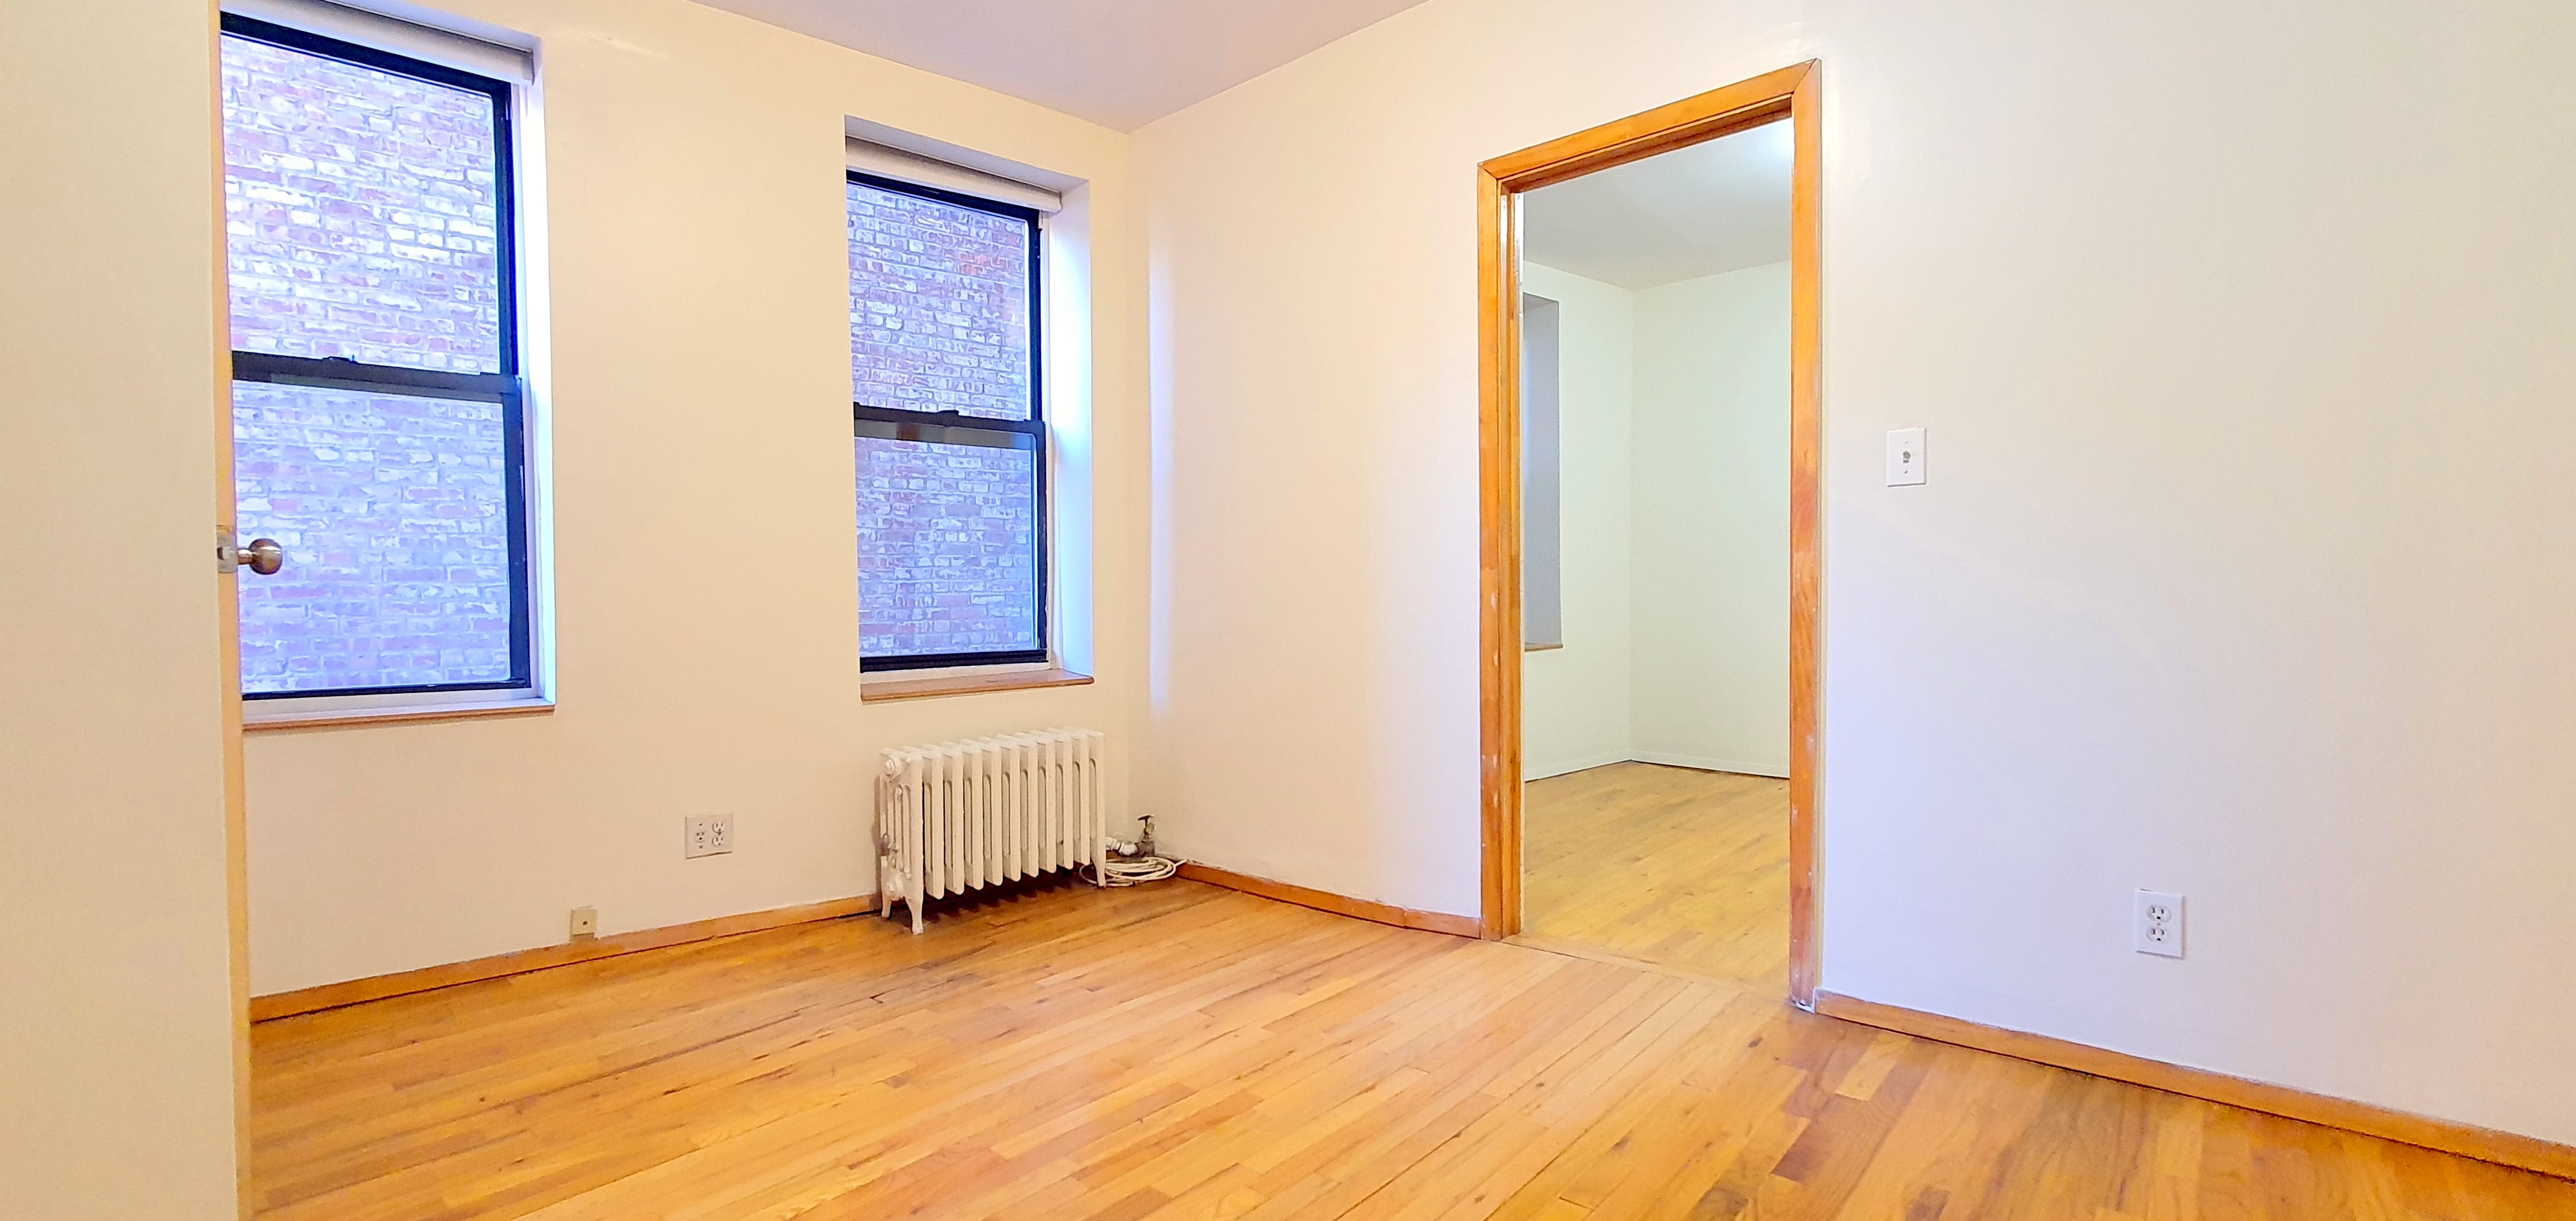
<box><xmin>685</xmin><ymin>814</ymin><xmax>735</xmax><ymax>858</ymax></box>
<box><xmin>2134</xmin><ymin>889</ymin><xmax>2184</xmax><ymax>958</ymax></box>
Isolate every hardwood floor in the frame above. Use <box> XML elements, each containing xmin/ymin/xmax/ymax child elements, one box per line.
<box><xmin>250</xmin><ymin>879</ymin><xmax>2574</xmax><ymax>1219</ymax></box>
<box><xmin>1523</xmin><ymin>762</ymin><xmax>1790</xmax><ymax>986</ymax></box>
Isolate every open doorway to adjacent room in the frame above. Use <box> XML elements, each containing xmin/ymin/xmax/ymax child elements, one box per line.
<box><xmin>1491</xmin><ymin>77</ymin><xmax>1814</xmax><ymax>993</ymax></box>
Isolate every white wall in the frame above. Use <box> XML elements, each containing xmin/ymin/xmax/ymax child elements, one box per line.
<box><xmin>1519</xmin><ymin>263</ymin><xmax>1633</xmax><ymax>780</ymax></box>
<box><xmin>1630</xmin><ymin>262</ymin><xmax>1791</xmax><ymax>777</ymax></box>
<box><xmin>243</xmin><ymin>0</ymin><xmax>1147</xmax><ymax>995</ymax></box>
<box><xmin>1138</xmin><ymin>0</ymin><xmax>2576</xmax><ymax>1146</ymax></box>
<box><xmin>0</xmin><ymin>2</ymin><xmax>245</xmax><ymax>1217</ymax></box>
<box><xmin>1519</xmin><ymin>260</ymin><xmax>1788</xmax><ymax>781</ymax></box>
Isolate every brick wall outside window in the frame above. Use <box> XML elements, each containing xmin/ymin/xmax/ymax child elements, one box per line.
<box><xmin>222</xmin><ymin>34</ymin><xmax>516</xmax><ymax>693</ymax></box>
<box><xmin>233</xmin><ymin>383</ymin><xmax>514</xmax><ymax>692</ymax></box>
<box><xmin>847</xmin><ymin>181</ymin><xmax>1030</xmax><ymax>419</ymax></box>
<box><xmin>222</xmin><ymin>35</ymin><xmax>503</xmax><ymax>371</ymax></box>
<box><xmin>854</xmin><ymin>439</ymin><xmax>1039</xmax><ymax>657</ymax></box>
<box><xmin>849</xmin><ymin>182</ymin><xmax>1043</xmax><ymax>659</ymax></box>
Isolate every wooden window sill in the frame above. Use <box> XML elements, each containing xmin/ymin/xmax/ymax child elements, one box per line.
<box><xmin>242</xmin><ymin>697</ymin><xmax>555</xmax><ymax>732</ymax></box>
<box><xmin>862</xmin><ymin>668</ymin><xmax>1093</xmax><ymax>703</ymax></box>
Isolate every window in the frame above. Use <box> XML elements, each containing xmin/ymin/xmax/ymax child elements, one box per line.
<box><xmin>220</xmin><ymin>13</ymin><xmax>532</xmax><ymax>702</ymax></box>
<box><xmin>1522</xmin><ymin>293</ymin><xmax>1563</xmax><ymax>649</ymax></box>
<box><xmin>848</xmin><ymin>172</ymin><xmax>1047</xmax><ymax>671</ymax></box>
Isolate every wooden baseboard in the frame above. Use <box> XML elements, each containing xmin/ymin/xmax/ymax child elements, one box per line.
<box><xmin>1814</xmin><ymin>991</ymin><xmax>2576</xmax><ymax>1182</ymax></box>
<box><xmin>1176</xmin><ymin>863</ymin><xmax>1481</xmax><ymax>938</ymax></box>
<box><xmin>250</xmin><ymin>894</ymin><xmax>879</xmax><ymax>1022</ymax></box>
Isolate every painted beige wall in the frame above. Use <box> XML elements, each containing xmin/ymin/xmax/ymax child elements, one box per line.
<box><xmin>243</xmin><ymin>0</ymin><xmax>1147</xmax><ymax>995</ymax></box>
<box><xmin>0</xmin><ymin>2</ymin><xmax>245</xmax><ymax>1215</ymax></box>
<box><xmin>1630</xmin><ymin>261</ymin><xmax>1790</xmax><ymax>778</ymax></box>
<box><xmin>1138</xmin><ymin>0</ymin><xmax>2576</xmax><ymax>1145</ymax></box>
<box><xmin>1519</xmin><ymin>263</ymin><xmax>1633</xmax><ymax>780</ymax></box>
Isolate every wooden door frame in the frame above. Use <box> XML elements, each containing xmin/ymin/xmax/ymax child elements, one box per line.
<box><xmin>1478</xmin><ymin>61</ymin><xmax>1824</xmax><ymax>1006</ymax></box>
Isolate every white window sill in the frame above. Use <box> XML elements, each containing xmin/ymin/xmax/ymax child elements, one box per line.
<box><xmin>240</xmin><ymin>695</ymin><xmax>555</xmax><ymax>732</ymax></box>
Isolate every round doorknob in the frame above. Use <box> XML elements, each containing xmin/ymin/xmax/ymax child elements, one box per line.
<box><xmin>235</xmin><ymin>537</ymin><xmax>285</xmax><ymax>576</ymax></box>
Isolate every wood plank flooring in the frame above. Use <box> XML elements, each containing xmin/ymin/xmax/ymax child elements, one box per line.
<box><xmin>250</xmin><ymin>879</ymin><xmax>2574</xmax><ymax>1219</ymax></box>
<box><xmin>1523</xmin><ymin>762</ymin><xmax>1790</xmax><ymax>986</ymax></box>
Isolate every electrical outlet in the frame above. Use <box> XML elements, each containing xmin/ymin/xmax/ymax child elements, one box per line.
<box><xmin>685</xmin><ymin>813</ymin><xmax>735</xmax><ymax>859</ymax></box>
<box><xmin>570</xmin><ymin>906</ymin><xmax>598</xmax><ymax>939</ymax></box>
<box><xmin>2134</xmin><ymin>890</ymin><xmax>2184</xmax><ymax>958</ymax></box>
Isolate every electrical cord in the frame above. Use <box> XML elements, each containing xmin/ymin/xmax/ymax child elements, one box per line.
<box><xmin>1090</xmin><ymin>854</ymin><xmax>1180</xmax><ymax>886</ymax></box>
<box><xmin>1091</xmin><ymin>817</ymin><xmax>1178</xmax><ymax>886</ymax></box>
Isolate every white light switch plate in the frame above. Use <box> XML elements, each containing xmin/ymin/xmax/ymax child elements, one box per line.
<box><xmin>1887</xmin><ymin>427</ymin><xmax>1927</xmax><ymax>486</ymax></box>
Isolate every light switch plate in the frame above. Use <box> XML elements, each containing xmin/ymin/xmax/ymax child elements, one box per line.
<box><xmin>1887</xmin><ymin>427</ymin><xmax>1927</xmax><ymax>486</ymax></box>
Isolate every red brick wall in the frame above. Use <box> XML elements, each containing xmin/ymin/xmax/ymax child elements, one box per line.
<box><xmin>222</xmin><ymin>34</ymin><xmax>514</xmax><ymax>693</ymax></box>
<box><xmin>847</xmin><ymin>183</ymin><xmax>1041</xmax><ymax>658</ymax></box>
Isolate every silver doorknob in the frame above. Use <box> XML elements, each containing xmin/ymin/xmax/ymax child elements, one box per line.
<box><xmin>234</xmin><ymin>538</ymin><xmax>285</xmax><ymax>576</ymax></box>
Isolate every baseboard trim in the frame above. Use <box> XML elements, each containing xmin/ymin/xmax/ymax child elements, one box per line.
<box><xmin>1527</xmin><ymin>753</ymin><xmax>1792</xmax><ymax>782</ymax></box>
<box><xmin>1523</xmin><ymin>751</ymin><xmax>1632</xmax><ymax>782</ymax></box>
<box><xmin>1628</xmin><ymin>750</ymin><xmax>1789</xmax><ymax>779</ymax></box>
<box><xmin>250</xmin><ymin>894</ymin><xmax>879</xmax><ymax>1022</ymax></box>
<box><xmin>1814</xmin><ymin>991</ymin><xmax>2576</xmax><ymax>1182</ymax></box>
<box><xmin>1176</xmin><ymin>863</ymin><xmax>1481</xmax><ymax>938</ymax></box>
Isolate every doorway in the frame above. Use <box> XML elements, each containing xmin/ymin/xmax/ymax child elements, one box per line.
<box><xmin>1478</xmin><ymin>64</ymin><xmax>1822</xmax><ymax>1005</ymax></box>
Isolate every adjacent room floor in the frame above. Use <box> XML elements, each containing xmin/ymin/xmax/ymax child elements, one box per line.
<box><xmin>1522</xmin><ymin>761</ymin><xmax>1791</xmax><ymax>986</ymax></box>
<box><xmin>249</xmin><ymin>881</ymin><xmax>2571</xmax><ymax>1220</ymax></box>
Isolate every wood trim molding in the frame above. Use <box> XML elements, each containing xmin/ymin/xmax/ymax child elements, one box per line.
<box><xmin>1815</xmin><ymin>991</ymin><xmax>2576</xmax><ymax>1182</ymax></box>
<box><xmin>1783</xmin><ymin>65</ymin><xmax>1825</xmax><ymax>1006</ymax></box>
<box><xmin>250</xmin><ymin>894</ymin><xmax>878</xmax><ymax>1022</ymax></box>
<box><xmin>1177</xmin><ymin>863</ymin><xmax>1481</xmax><ymax>938</ymax></box>
<box><xmin>241</xmin><ymin>697</ymin><xmax>555</xmax><ymax>732</ymax></box>
<box><xmin>1476</xmin><ymin>161</ymin><xmax>1524</xmax><ymax>940</ymax></box>
<box><xmin>1478</xmin><ymin>62</ymin><xmax>1824</xmax><ymax>1007</ymax></box>
<box><xmin>1483</xmin><ymin>63</ymin><xmax>1810</xmax><ymax>191</ymax></box>
<box><xmin>861</xmin><ymin>667</ymin><xmax>1093</xmax><ymax>703</ymax></box>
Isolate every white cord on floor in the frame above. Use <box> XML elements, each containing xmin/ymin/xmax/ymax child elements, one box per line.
<box><xmin>1090</xmin><ymin>855</ymin><xmax>1180</xmax><ymax>886</ymax></box>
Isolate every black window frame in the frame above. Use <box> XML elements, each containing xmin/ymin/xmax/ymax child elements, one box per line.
<box><xmin>847</xmin><ymin>170</ymin><xmax>1050</xmax><ymax>673</ymax></box>
<box><xmin>221</xmin><ymin>13</ymin><xmax>533</xmax><ymax>701</ymax></box>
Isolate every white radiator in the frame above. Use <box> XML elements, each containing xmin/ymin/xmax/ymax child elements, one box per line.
<box><xmin>876</xmin><ymin>728</ymin><xmax>1106</xmax><ymax>933</ymax></box>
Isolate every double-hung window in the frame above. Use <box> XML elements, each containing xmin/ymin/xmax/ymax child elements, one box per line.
<box><xmin>219</xmin><ymin>9</ymin><xmax>534</xmax><ymax>707</ymax></box>
<box><xmin>847</xmin><ymin>172</ymin><xmax>1048</xmax><ymax>671</ymax></box>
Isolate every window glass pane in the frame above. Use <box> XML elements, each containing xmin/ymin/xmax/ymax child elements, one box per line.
<box><xmin>235</xmin><ymin>381</ymin><xmax>515</xmax><ymax>693</ymax></box>
<box><xmin>221</xmin><ymin>35</ymin><xmax>504</xmax><ymax>373</ymax></box>
<box><xmin>847</xmin><ymin>182</ymin><xmax>1033</xmax><ymax>421</ymax></box>
<box><xmin>1521</xmin><ymin>294</ymin><xmax>1563</xmax><ymax>647</ymax></box>
<box><xmin>855</xmin><ymin>437</ymin><xmax>1039</xmax><ymax>657</ymax></box>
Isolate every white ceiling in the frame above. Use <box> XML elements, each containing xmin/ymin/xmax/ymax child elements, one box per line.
<box><xmin>695</xmin><ymin>0</ymin><xmax>1436</xmax><ymax>132</ymax></box>
<box><xmin>1522</xmin><ymin>120</ymin><xmax>1793</xmax><ymax>291</ymax></box>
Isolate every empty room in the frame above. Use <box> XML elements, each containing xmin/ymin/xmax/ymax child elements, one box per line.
<box><xmin>10</xmin><ymin>1</ymin><xmax>2576</xmax><ymax>1219</ymax></box>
